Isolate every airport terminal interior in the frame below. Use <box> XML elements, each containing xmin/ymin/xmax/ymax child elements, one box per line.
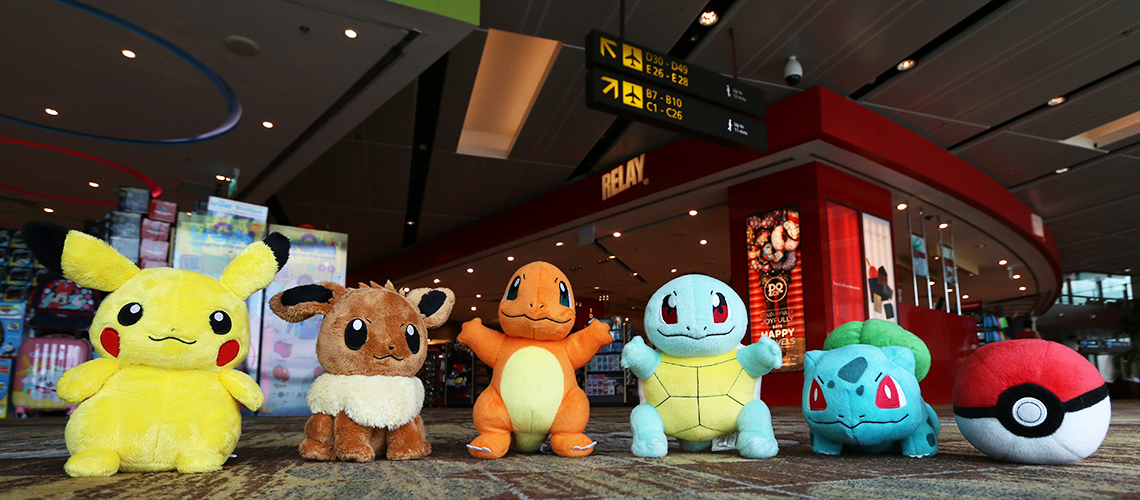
<box><xmin>1</xmin><ymin>0</ymin><xmax>1140</xmax><ymax>498</ymax></box>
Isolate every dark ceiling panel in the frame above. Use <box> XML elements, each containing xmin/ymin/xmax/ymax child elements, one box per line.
<box><xmin>869</xmin><ymin>0</ymin><xmax>1140</xmax><ymax>125</ymax></box>
<box><xmin>481</xmin><ymin>0</ymin><xmax>703</xmax><ymax>50</ymax></box>
<box><xmin>1047</xmin><ymin>226</ymin><xmax>1100</xmax><ymax>247</ymax></box>
<box><xmin>691</xmin><ymin>0</ymin><xmax>985</xmax><ymax>94</ymax></box>
<box><xmin>956</xmin><ymin>131</ymin><xmax>1102</xmax><ymax>186</ymax></box>
<box><xmin>864</xmin><ymin>104</ymin><xmax>990</xmax><ymax>148</ymax></box>
<box><xmin>595</xmin><ymin>122</ymin><xmax>682</xmax><ymax>172</ymax></box>
<box><xmin>274</xmin><ymin>141</ymin><xmax>412</xmax><ymax>212</ymax></box>
<box><xmin>1015</xmin><ymin>155</ymin><xmax>1140</xmax><ymax>218</ymax></box>
<box><xmin>1047</xmin><ymin>196</ymin><xmax>1140</xmax><ymax>235</ymax></box>
<box><xmin>433</xmin><ymin>30</ymin><xmax>486</xmax><ymax>153</ymax></box>
<box><xmin>1059</xmin><ymin>235</ymin><xmax>1140</xmax><ymax>273</ymax></box>
<box><xmin>419</xmin><ymin>150</ymin><xmax>575</xmax><ymax>221</ymax></box>
<box><xmin>348</xmin><ymin>80</ymin><xmax>417</xmax><ymax>148</ymax></box>
<box><xmin>1010</xmin><ymin>67</ymin><xmax>1140</xmax><ymax>142</ymax></box>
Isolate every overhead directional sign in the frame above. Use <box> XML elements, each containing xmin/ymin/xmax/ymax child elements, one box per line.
<box><xmin>585</xmin><ymin>29</ymin><xmax>765</xmax><ymax>118</ymax></box>
<box><xmin>585</xmin><ymin>67</ymin><xmax>766</xmax><ymax>152</ymax></box>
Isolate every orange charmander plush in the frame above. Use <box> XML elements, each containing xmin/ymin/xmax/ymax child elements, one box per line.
<box><xmin>459</xmin><ymin>261</ymin><xmax>612</xmax><ymax>458</ymax></box>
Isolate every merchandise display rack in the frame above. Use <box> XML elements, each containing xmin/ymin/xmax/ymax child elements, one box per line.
<box><xmin>584</xmin><ymin>317</ymin><xmax>630</xmax><ymax>406</ymax></box>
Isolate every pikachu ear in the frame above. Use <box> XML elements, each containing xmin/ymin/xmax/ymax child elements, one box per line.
<box><xmin>221</xmin><ymin>232</ymin><xmax>290</xmax><ymax>300</ymax></box>
<box><xmin>23</xmin><ymin>222</ymin><xmax>139</xmax><ymax>292</ymax></box>
<box><xmin>406</xmin><ymin>287</ymin><xmax>455</xmax><ymax>329</ymax></box>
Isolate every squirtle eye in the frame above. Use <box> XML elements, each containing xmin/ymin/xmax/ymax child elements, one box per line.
<box><xmin>405</xmin><ymin>324</ymin><xmax>421</xmax><ymax>355</ymax></box>
<box><xmin>506</xmin><ymin>276</ymin><xmax>521</xmax><ymax>301</ymax></box>
<box><xmin>809</xmin><ymin>379</ymin><xmax>827</xmax><ymax>411</ymax></box>
<box><xmin>118</xmin><ymin>302</ymin><xmax>143</xmax><ymax>326</ymax></box>
<box><xmin>661</xmin><ymin>293</ymin><xmax>678</xmax><ymax>324</ymax></box>
<box><xmin>345</xmin><ymin>318</ymin><xmax>367</xmax><ymax>350</ymax></box>
<box><xmin>558</xmin><ymin>281</ymin><xmax>570</xmax><ymax>308</ymax></box>
<box><xmin>712</xmin><ymin>292</ymin><xmax>729</xmax><ymax>323</ymax></box>
<box><xmin>209</xmin><ymin>310</ymin><xmax>232</xmax><ymax>335</ymax></box>
<box><xmin>876</xmin><ymin>375</ymin><xmax>906</xmax><ymax>409</ymax></box>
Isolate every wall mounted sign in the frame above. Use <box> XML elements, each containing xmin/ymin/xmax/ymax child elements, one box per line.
<box><xmin>827</xmin><ymin>202</ymin><xmax>865</xmax><ymax>327</ymax></box>
<box><xmin>601</xmin><ymin>154</ymin><xmax>645</xmax><ymax>200</ymax></box>
<box><xmin>861</xmin><ymin>213</ymin><xmax>897</xmax><ymax>323</ymax></box>
<box><xmin>746</xmin><ymin>205</ymin><xmax>804</xmax><ymax>372</ymax></box>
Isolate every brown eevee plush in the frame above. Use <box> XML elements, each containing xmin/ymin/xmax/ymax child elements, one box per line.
<box><xmin>269</xmin><ymin>281</ymin><xmax>454</xmax><ymax>462</ymax></box>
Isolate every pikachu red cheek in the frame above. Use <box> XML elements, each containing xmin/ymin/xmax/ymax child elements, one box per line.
<box><xmin>100</xmin><ymin>328</ymin><xmax>120</xmax><ymax>357</ymax></box>
<box><xmin>217</xmin><ymin>340</ymin><xmax>240</xmax><ymax>367</ymax></box>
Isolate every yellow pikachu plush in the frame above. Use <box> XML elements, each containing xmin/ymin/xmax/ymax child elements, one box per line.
<box><xmin>22</xmin><ymin>222</ymin><xmax>289</xmax><ymax>477</ymax></box>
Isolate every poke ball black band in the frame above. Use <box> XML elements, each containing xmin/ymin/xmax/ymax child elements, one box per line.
<box><xmin>954</xmin><ymin>383</ymin><xmax>1109</xmax><ymax>438</ymax></box>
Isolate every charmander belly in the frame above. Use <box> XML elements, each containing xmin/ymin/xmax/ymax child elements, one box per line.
<box><xmin>499</xmin><ymin>346</ymin><xmax>564</xmax><ymax>436</ymax></box>
<box><xmin>65</xmin><ymin>366</ymin><xmax>240</xmax><ymax>471</ymax></box>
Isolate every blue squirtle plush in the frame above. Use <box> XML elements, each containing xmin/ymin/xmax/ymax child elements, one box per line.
<box><xmin>622</xmin><ymin>274</ymin><xmax>782</xmax><ymax>458</ymax></box>
<box><xmin>803</xmin><ymin>343</ymin><xmax>939</xmax><ymax>457</ymax></box>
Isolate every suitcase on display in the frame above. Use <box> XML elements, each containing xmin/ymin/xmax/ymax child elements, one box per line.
<box><xmin>12</xmin><ymin>334</ymin><xmax>91</xmax><ymax>416</ymax></box>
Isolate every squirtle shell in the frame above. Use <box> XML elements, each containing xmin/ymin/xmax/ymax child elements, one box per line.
<box><xmin>643</xmin><ymin>349</ymin><xmax>756</xmax><ymax>442</ymax></box>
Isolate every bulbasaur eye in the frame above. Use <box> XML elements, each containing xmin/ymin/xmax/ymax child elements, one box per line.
<box><xmin>118</xmin><ymin>302</ymin><xmax>143</xmax><ymax>326</ymax></box>
<box><xmin>345</xmin><ymin>318</ymin><xmax>367</xmax><ymax>350</ymax></box>
<box><xmin>210</xmin><ymin>310</ymin><xmax>232</xmax><ymax>335</ymax></box>
<box><xmin>558</xmin><ymin>281</ymin><xmax>570</xmax><ymax>307</ymax></box>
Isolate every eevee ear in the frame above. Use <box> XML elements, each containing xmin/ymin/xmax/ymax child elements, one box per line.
<box><xmin>269</xmin><ymin>282</ymin><xmax>348</xmax><ymax>323</ymax></box>
<box><xmin>23</xmin><ymin>222</ymin><xmax>139</xmax><ymax>292</ymax></box>
<box><xmin>221</xmin><ymin>232</ymin><xmax>290</xmax><ymax>300</ymax></box>
<box><xmin>406</xmin><ymin>287</ymin><xmax>455</xmax><ymax>329</ymax></box>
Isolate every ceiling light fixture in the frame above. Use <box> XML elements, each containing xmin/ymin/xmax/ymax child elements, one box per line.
<box><xmin>962</xmin><ymin>294</ymin><xmax>969</xmax><ymax>299</ymax></box>
<box><xmin>700</xmin><ymin>239</ymin><xmax>708</xmax><ymax>245</ymax></box>
<box><xmin>43</xmin><ymin>207</ymin><xmax>54</xmax><ymax>213</ymax></box>
<box><xmin>698</xmin><ymin>11</ymin><xmax>718</xmax><ymax>26</ymax></box>
<box><xmin>475</xmin><ymin>294</ymin><xmax>482</xmax><ymax>298</ymax></box>
<box><xmin>466</xmin><ymin>268</ymin><xmax>474</xmax><ymax>273</ymax></box>
<box><xmin>433</xmin><ymin>279</ymin><xmax>440</xmax><ymax>283</ymax></box>
<box><xmin>938</xmin><ymin>222</ymin><xmax>949</xmax><ymax>229</ymax></box>
<box><xmin>613</xmin><ymin>231</ymin><xmax>621</xmax><ymax>237</ymax></box>
<box><xmin>555</xmin><ymin>241</ymin><xmax>564</xmax><ymax>246</ymax></box>
<box><xmin>122</xmin><ymin>49</ymin><xmax>136</xmax><ymax>59</ymax></box>
<box><xmin>689</xmin><ymin>210</ymin><xmax>698</xmax><ymax>216</ymax></box>
<box><xmin>929</xmin><ymin>280</ymin><xmax>936</xmax><ymax>286</ymax></box>
<box><xmin>1127</xmin><ymin>268</ymin><xmax>1134</xmax><ymax>273</ymax></box>
<box><xmin>608</xmin><ymin>255</ymin><xmax>616</xmax><ymax>260</ymax></box>
<box><xmin>998</xmin><ymin>259</ymin><xmax>1008</xmax><ymax>265</ymax></box>
<box><xmin>262</xmin><ymin>121</ymin><xmax>274</xmax><ymax>129</ymax></box>
<box><xmin>1019</xmin><ymin>286</ymin><xmax>1027</xmax><ymax>291</ymax></box>
<box><xmin>507</xmin><ymin>256</ymin><xmax>514</xmax><ymax>261</ymax></box>
<box><xmin>45</xmin><ymin>108</ymin><xmax>58</xmax><ymax>116</ymax></box>
<box><xmin>344</xmin><ymin>29</ymin><xmax>358</xmax><ymax>38</ymax></box>
<box><xmin>632</xmin><ymin>272</ymin><xmax>638</xmax><ymax>276</ymax></box>
<box><xmin>896</xmin><ymin>203</ymin><xmax>908</xmax><ymax>211</ymax></box>
<box><xmin>406</xmin><ymin>221</ymin><xmax>415</xmax><ymax>225</ymax></box>
<box><xmin>1048</xmin><ymin>96</ymin><xmax>1066</xmax><ymax>106</ymax></box>
<box><xmin>1013</xmin><ymin>274</ymin><xmax>1021</xmax><ymax>280</ymax></box>
<box><xmin>88</xmin><ymin>181</ymin><xmax>99</xmax><ymax>188</ymax></box>
<box><xmin>897</xmin><ymin>59</ymin><xmax>917</xmax><ymax>71</ymax></box>
<box><xmin>403</xmin><ymin>287</ymin><xmax>410</xmax><ymax>293</ymax></box>
<box><xmin>470</xmin><ymin>306</ymin><xmax>477</xmax><ymax>311</ymax></box>
<box><xmin>671</xmin><ymin>268</ymin><xmax>677</xmax><ymax>273</ymax></box>
<box><xmin>1055</xmin><ymin>167</ymin><xmax>1070</xmax><ymax>174</ymax></box>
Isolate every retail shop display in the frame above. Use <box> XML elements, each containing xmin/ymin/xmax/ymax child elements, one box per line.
<box><xmin>953</xmin><ymin>339</ymin><xmax>1110</xmax><ymax>464</ymax></box>
<box><xmin>269</xmin><ymin>281</ymin><xmax>454</xmax><ymax>462</ymax></box>
<box><xmin>11</xmin><ymin>334</ymin><xmax>89</xmax><ymax>416</ymax></box>
<box><xmin>22</xmin><ymin>222</ymin><xmax>287</xmax><ymax>477</ymax></box>
<box><xmin>803</xmin><ymin>322</ymin><xmax>939</xmax><ymax>457</ymax></box>
<box><xmin>459</xmin><ymin>261</ymin><xmax>612</xmax><ymax>459</ymax></box>
<box><xmin>584</xmin><ymin>317</ymin><xmax>630</xmax><ymax>406</ymax></box>
<box><xmin>623</xmin><ymin>274</ymin><xmax>782</xmax><ymax>459</ymax></box>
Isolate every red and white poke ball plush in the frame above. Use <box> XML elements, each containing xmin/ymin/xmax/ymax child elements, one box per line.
<box><xmin>953</xmin><ymin>339</ymin><xmax>1110</xmax><ymax>464</ymax></box>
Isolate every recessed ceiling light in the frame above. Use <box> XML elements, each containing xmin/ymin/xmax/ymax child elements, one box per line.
<box><xmin>928</xmin><ymin>280</ymin><xmax>936</xmax><ymax>286</ymax></box>
<box><xmin>700</xmin><ymin>239</ymin><xmax>708</xmax><ymax>245</ymax></box>
<box><xmin>896</xmin><ymin>203</ymin><xmax>908</xmax><ymax>211</ymax></box>
<box><xmin>407</xmin><ymin>221</ymin><xmax>415</xmax><ymax>225</ymax></box>
<box><xmin>45</xmin><ymin>108</ymin><xmax>58</xmax><ymax>116</ymax></box>
<box><xmin>262</xmin><ymin>121</ymin><xmax>274</xmax><ymax>129</ymax></box>
<box><xmin>947</xmin><ymin>288</ymin><xmax>954</xmax><ymax>293</ymax></box>
<box><xmin>402</xmin><ymin>287</ymin><xmax>410</xmax><ymax>293</ymax></box>
<box><xmin>345</xmin><ymin>29</ymin><xmax>357</xmax><ymax>38</ymax></box>
<box><xmin>1019</xmin><ymin>286</ymin><xmax>1027</xmax><ymax>291</ymax></box>
<box><xmin>998</xmin><ymin>259</ymin><xmax>1008</xmax><ymax>265</ymax></box>
<box><xmin>962</xmin><ymin>294</ymin><xmax>969</xmax><ymax>299</ymax></box>
<box><xmin>433</xmin><ymin>278</ymin><xmax>440</xmax><ymax>283</ymax></box>
<box><xmin>1013</xmin><ymin>274</ymin><xmax>1021</xmax><ymax>280</ymax></box>
<box><xmin>43</xmin><ymin>207</ymin><xmax>54</xmax><ymax>213</ymax></box>
<box><xmin>555</xmin><ymin>241</ymin><xmax>563</xmax><ymax>246</ymax></box>
<box><xmin>897</xmin><ymin>59</ymin><xmax>917</xmax><ymax>71</ymax></box>
<box><xmin>671</xmin><ymin>268</ymin><xmax>677</xmax><ymax>273</ymax></box>
<box><xmin>216</xmin><ymin>174</ymin><xmax>227</xmax><ymax>181</ymax></box>
<box><xmin>1055</xmin><ymin>167</ymin><xmax>1070</xmax><ymax>174</ymax></box>
<box><xmin>507</xmin><ymin>256</ymin><xmax>514</xmax><ymax>261</ymax></box>
<box><xmin>689</xmin><ymin>210</ymin><xmax>698</xmax><ymax>216</ymax></box>
<box><xmin>608</xmin><ymin>255</ymin><xmax>616</xmax><ymax>259</ymax></box>
<box><xmin>1127</xmin><ymin>268</ymin><xmax>1134</xmax><ymax>273</ymax></box>
<box><xmin>1048</xmin><ymin>96</ymin><xmax>1066</xmax><ymax>106</ymax></box>
<box><xmin>698</xmin><ymin>11</ymin><xmax>718</xmax><ymax>26</ymax></box>
<box><xmin>470</xmin><ymin>306</ymin><xmax>477</xmax><ymax>311</ymax></box>
<box><xmin>88</xmin><ymin>181</ymin><xmax>99</xmax><ymax>188</ymax></box>
<box><xmin>613</xmin><ymin>231</ymin><xmax>621</xmax><ymax>237</ymax></box>
<box><xmin>594</xmin><ymin>286</ymin><xmax>600</xmax><ymax>290</ymax></box>
<box><xmin>938</xmin><ymin>222</ymin><xmax>949</xmax><ymax>229</ymax></box>
<box><xmin>475</xmin><ymin>294</ymin><xmax>482</xmax><ymax>298</ymax></box>
<box><xmin>122</xmin><ymin>49</ymin><xmax>136</xmax><ymax>59</ymax></box>
<box><xmin>632</xmin><ymin>272</ymin><xmax>638</xmax><ymax>276</ymax></box>
<box><xmin>466</xmin><ymin>268</ymin><xmax>474</xmax><ymax>273</ymax></box>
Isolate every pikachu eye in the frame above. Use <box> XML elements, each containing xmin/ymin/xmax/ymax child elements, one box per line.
<box><xmin>118</xmin><ymin>302</ymin><xmax>143</xmax><ymax>326</ymax></box>
<box><xmin>210</xmin><ymin>310</ymin><xmax>232</xmax><ymax>335</ymax></box>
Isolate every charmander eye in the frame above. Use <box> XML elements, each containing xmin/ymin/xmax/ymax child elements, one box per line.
<box><xmin>345</xmin><ymin>318</ymin><xmax>367</xmax><ymax>350</ymax></box>
<box><xmin>506</xmin><ymin>276</ymin><xmax>521</xmax><ymax>301</ymax></box>
<box><xmin>210</xmin><ymin>310</ymin><xmax>232</xmax><ymax>334</ymax></box>
<box><xmin>118</xmin><ymin>302</ymin><xmax>143</xmax><ymax>326</ymax></box>
<box><xmin>558</xmin><ymin>281</ymin><xmax>570</xmax><ymax>307</ymax></box>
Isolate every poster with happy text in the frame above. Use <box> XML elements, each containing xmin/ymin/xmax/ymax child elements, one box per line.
<box><xmin>746</xmin><ymin>205</ymin><xmax>805</xmax><ymax>372</ymax></box>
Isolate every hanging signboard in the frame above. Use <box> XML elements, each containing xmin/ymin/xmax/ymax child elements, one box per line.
<box><xmin>862</xmin><ymin>213</ymin><xmax>897</xmax><ymax>323</ymax></box>
<box><xmin>911</xmin><ymin>234</ymin><xmax>928</xmax><ymax>277</ymax></box>
<box><xmin>746</xmin><ymin>205</ymin><xmax>805</xmax><ymax>372</ymax></box>
<box><xmin>586</xmin><ymin>67</ymin><xmax>766</xmax><ymax>151</ymax></box>
<box><xmin>585</xmin><ymin>30</ymin><xmax>766</xmax><ymax>117</ymax></box>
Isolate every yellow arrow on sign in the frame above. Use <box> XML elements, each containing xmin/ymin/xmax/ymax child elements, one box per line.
<box><xmin>601</xmin><ymin>76</ymin><xmax>619</xmax><ymax>98</ymax></box>
<box><xmin>600</xmin><ymin>37</ymin><xmax>617</xmax><ymax>58</ymax></box>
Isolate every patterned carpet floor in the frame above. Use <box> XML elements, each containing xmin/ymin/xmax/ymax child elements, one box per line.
<box><xmin>2</xmin><ymin>401</ymin><xmax>1139</xmax><ymax>499</ymax></box>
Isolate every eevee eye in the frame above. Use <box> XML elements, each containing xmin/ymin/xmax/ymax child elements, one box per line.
<box><xmin>345</xmin><ymin>319</ymin><xmax>367</xmax><ymax>350</ymax></box>
<box><xmin>405</xmin><ymin>324</ymin><xmax>421</xmax><ymax>355</ymax></box>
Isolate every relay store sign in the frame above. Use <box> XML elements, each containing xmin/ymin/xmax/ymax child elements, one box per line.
<box><xmin>601</xmin><ymin>154</ymin><xmax>646</xmax><ymax>201</ymax></box>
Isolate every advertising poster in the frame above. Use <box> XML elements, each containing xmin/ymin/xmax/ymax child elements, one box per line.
<box><xmin>172</xmin><ymin>214</ymin><xmax>268</xmax><ymax>374</ymax></box>
<box><xmin>746</xmin><ymin>205</ymin><xmax>805</xmax><ymax>372</ymax></box>
<box><xmin>911</xmin><ymin>235</ymin><xmax>929</xmax><ymax>277</ymax></box>
<box><xmin>826</xmin><ymin>202</ymin><xmax>865</xmax><ymax>327</ymax></box>
<box><xmin>257</xmin><ymin>225</ymin><xmax>347</xmax><ymax>415</ymax></box>
<box><xmin>861</xmin><ymin>213</ymin><xmax>897</xmax><ymax>323</ymax></box>
<box><xmin>942</xmin><ymin>245</ymin><xmax>956</xmax><ymax>287</ymax></box>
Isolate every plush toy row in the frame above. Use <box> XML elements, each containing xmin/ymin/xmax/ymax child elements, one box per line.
<box><xmin>24</xmin><ymin>221</ymin><xmax>1108</xmax><ymax>477</ymax></box>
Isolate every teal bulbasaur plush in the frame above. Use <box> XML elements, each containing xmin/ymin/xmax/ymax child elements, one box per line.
<box><xmin>802</xmin><ymin>343</ymin><xmax>939</xmax><ymax>457</ymax></box>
